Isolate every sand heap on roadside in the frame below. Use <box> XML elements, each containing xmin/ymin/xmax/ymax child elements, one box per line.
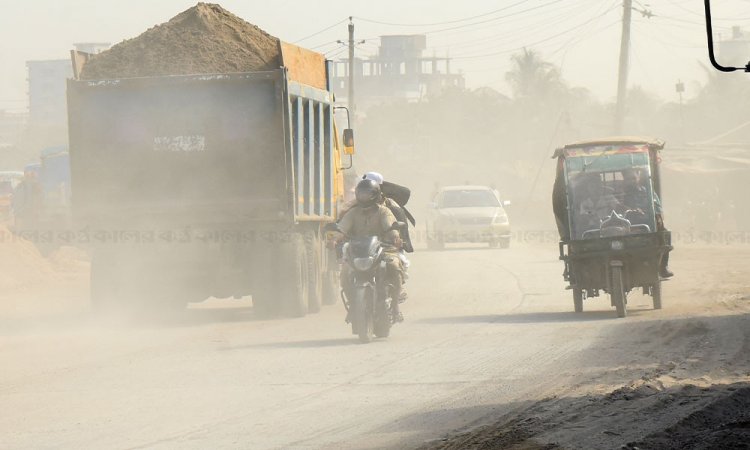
<box><xmin>80</xmin><ymin>3</ymin><xmax>281</xmax><ymax>79</ymax></box>
<box><xmin>0</xmin><ymin>225</ymin><xmax>59</xmax><ymax>292</ymax></box>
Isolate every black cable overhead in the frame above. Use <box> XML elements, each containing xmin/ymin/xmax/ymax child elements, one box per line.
<box><xmin>293</xmin><ymin>18</ymin><xmax>348</xmax><ymax>44</ymax></box>
<box><xmin>353</xmin><ymin>0</ymin><xmax>532</xmax><ymax>27</ymax></box>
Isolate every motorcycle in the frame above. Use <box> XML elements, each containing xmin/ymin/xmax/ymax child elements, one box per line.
<box><xmin>328</xmin><ymin>222</ymin><xmax>405</xmax><ymax>343</ymax></box>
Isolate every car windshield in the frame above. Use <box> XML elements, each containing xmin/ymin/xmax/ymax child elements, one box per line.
<box><xmin>565</xmin><ymin>153</ymin><xmax>657</xmax><ymax>240</ymax></box>
<box><xmin>440</xmin><ymin>190</ymin><xmax>499</xmax><ymax>208</ymax></box>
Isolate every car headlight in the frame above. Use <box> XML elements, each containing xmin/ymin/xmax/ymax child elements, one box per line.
<box><xmin>610</xmin><ymin>240</ymin><xmax>624</xmax><ymax>250</ymax></box>
<box><xmin>352</xmin><ymin>257</ymin><xmax>375</xmax><ymax>271</ymax></box>
<box><xmin>493</xmin><ymin>213</ymin><xmax>509</xmax><ymax>224</ymax></box>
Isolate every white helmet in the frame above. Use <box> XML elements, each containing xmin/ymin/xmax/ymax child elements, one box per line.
<box><xmin>363</xmin><ymin>171</ymin><xmax>384</xmax><ymax>185</ymax></box>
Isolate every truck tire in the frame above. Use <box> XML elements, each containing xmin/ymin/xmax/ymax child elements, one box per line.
<box><xmin>249</xmin><ymin>241</ymin><xmax>280</xmax><ymax>318</ymax></box>
<box><xmin>611</xmin><ymin>266</ymin><xmax>627</xmax><ymax>318</ymax></box>
<box><xmin>279</xmin><ymin>234</ymin><xmax>309</xmax><ymax>318</ymax></box>
<box><xmin>322</xmin><ymin>268</ymin><xmax>340</xmax><ymax>306</ymax></box>
<box><xmin>304</xmin><ymin>231</ymin><xmax>322</xmax><ymax>313</ymax></box>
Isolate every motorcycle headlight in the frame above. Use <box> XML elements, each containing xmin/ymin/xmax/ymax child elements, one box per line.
<box><xmin>610</xmin><ymin>240</ymin><xmax>625</xmax><ymax>250</ymax></box>
<box><xmin>353</xmin><ymin>257</ymin><xmax>375</xmax><ymax>271</ymax></box>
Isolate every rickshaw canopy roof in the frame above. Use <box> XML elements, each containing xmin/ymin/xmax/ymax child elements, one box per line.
<box><xmin>553</xmin><ymin>136</ymin><xmax>665</xmax><ymax>158</ymax></box>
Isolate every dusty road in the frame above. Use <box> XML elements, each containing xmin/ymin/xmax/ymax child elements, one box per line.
<box><xmin>1</xmin><ymin>242</ymin><xmax>749</xmax><ymax>449</ymax></box>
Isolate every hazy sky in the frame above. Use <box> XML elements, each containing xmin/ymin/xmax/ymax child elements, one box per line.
<box><xmin>2</xmin><ymin>0</ymin><xmax>750</xmax><ymax>110</ymax></box>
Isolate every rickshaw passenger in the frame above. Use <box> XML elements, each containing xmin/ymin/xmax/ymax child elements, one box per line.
<box><xmin>622</xmin><ymin>169</ymin><xmax>662</xmax><ymax>223</ymax></box>
<box><xmin>573</xmin><ymin>173</ymin><xmax>622</xmax><ymax>231</ymax></box>
<box><xmin>622</xmin><ymin>169</ymin><xmax>673</xmax><ymax>278</ymax></box>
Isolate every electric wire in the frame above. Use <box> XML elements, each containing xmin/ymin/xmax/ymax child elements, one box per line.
<box><xmin>422</xmin><ymin>0</ymin><xmax>567</xmax><ymax>35</ymax></box>
<box><xmin>428</xmin><ymin>1</ymin><xmax>598</xmax><ymax>52</ymax></box>
<box><xmin>448</xmin><ymin>2</ymin><xmax>621</xmax><ymax>60</ymax></box>
<box><xmin>353</xmin><ymin>0</ymin><xmax>533</xmax><ymax>27</ymax></box>
<box><xmin>293</xmin><ymin>18</ymin><xmax>348</xmax><ymax>44</ymax></box>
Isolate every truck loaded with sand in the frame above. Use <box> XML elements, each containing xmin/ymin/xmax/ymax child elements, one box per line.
<box><xmin>67</xmin><ymin>3</ymin><xmax>351</xmax><ymax>316</ymax></box>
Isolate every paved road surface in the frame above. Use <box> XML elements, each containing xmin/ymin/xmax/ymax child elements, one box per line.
<box><xmin>2</xmin><ymin>243</ymin><xmax>748</xmax><ymax>449</ymax></box>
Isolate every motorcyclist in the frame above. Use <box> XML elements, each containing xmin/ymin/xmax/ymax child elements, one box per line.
<box><xmin>341</xmin><ymin>171</ymin><xmax>415</xmax><ymax>253</ymax></box>
<box><xmin>338</xmin><ymin>179</ymin><xmax>406</xmax><ymax>322</ymax></box>
<box><xmin>338</xmin><ymin>171</ymin><xmax>414</xmax><ymax>293</ymax></box>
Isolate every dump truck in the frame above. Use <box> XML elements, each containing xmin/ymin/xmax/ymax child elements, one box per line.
<box><xmin>67</xmin><ymin>42</ymin><xmax>353</xmax><ymax>316</ymax></box>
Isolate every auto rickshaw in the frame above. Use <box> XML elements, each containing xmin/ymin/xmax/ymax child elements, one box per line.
<box><xmin>552</xmin><ymin>137</ymin><xmax>673</xmax><ymax>318</ymax></box>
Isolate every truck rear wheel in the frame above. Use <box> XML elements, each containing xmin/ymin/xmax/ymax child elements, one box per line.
<box><xmin>322</xmin><ymin>268</ymin><xmax>340</xmax><ymax>306</ymax></box>
<box><xmin>249</xmin><ymin>241</ymin><xmax>279</xmax><ymax>318</ymax></box>
<box><xmin>279</xmin><ymin>234</ymin><xmax>309</xmax><ymax>318</ymax></box>
<box><xmin>305</xmin><ymin>232</ymin><xmax>322</xmax><ymax>313</ymax></box>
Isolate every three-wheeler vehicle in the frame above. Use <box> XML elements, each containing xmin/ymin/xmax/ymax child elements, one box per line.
<box><xmin>552</xmin><ymin>137</ymin><xmax>673</xmax><ymax>318</ymax></box>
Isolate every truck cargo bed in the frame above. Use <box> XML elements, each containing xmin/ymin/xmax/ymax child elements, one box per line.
<box><xmin>68</xmin><ymin>69</ymin><xmax>338</xmax><ymax>229</ymax></box>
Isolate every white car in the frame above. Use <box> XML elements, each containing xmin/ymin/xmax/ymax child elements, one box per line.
<box><xmin>426</xmin><ymin>185</ymin><xmax>511</xmax><ymax>249</ymax></box>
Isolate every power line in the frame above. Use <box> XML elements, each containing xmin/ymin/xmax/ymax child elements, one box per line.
<box><xmin>653</xmin><ymin>13</ymin><xmax>732</xmax><ymax>30</ymax></box>
<box><xmin>325</xmin><ymin>46</ymin><xmax>348</xmax><ymax>58</ymax></box>
<box><xmin>548</xmin><ymin>1</ymin><xmax>621</xmax><ymax>62</ymax></box>
<box><xmin>632</xmin><ymin>21</ymin><xmax>704</xmax><ymax>49</ymax></box>
<box><xmin>427</xmin><ymin>1</ymin><xmax>596</xmax><ymax>52</ymax></box>
<box><xmin>448</xmin><ymin>2</ymin><xmax>621</xmax><ymax>60</ymax></box>
<box><xmin>310</xmin><ymin>40</ymin><xmax>340</xmax><ymax>51</ymax></box>
<box><xmin>423</xmin><ymin>0</ymin><xmax>567</xmax><ymax>35</ymax></box>
<box><xmin>427</xmin><ymin>0</ymin><xmax>590</xmax><ymax>42</ymax></box>
<box><xmin>665</xmin><ymin>0</ymin><xmax>750</xmax><ymax>20</ymax></box>
<box><xmin>292</xmin><ymin>18</ymin><xmax>348</xmax><ymax>44</ymax></box>
<box><xmin>353</xmin><ymin>0</ymin><xmax>532</xmax><ymax>27</ymax></box>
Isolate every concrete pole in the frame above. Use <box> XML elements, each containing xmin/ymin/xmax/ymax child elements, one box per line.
<box><xmin>348</xmin><ymin>17</ymin><xmax>355</xmax><ymax>121</ymax></box>
<box><xmin>614</xmin><ymin>0</ymin><xmax>632</xmax><ymax>134</ymax></box>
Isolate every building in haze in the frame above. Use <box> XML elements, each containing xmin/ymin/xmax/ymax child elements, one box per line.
<box><xmin>330</xmin><ymin>34</ymin><xmax>465</xmax><ymax>110</ymax></box>
<box><xmin>718</xmin><ymin>26</ymin><xmax>750</xmax><ymax>67</ymax></box>
<box><xmin>26</xmin><ymin>59</ymin><xmax>72</xmax><ymax>129</ymax></box>
<box><xmin>26</xmin><ymin>43</ymin><xmax>110</xmax><ymax>130</ymax></box>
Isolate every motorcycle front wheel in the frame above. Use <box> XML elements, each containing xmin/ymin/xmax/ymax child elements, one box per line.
<box><xmin>351</xmin><ymin>286</ymin><xmax>374</xmax><ymax>343</ymax></box>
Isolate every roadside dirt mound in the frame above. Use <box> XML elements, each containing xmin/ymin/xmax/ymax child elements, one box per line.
<box><xmin>627</xmin><ymin>384</ymin><xmax>750</xmax><ymax>450</ymax></box>
<box><xmin>0</xmin><ymin>226</ymin><xmax>59</xmax><ymax>292</ymax></box>
<box><xmin>80</xmin><ymin>3</ymin><xmax>281</xmax><ymax>79</ymax></box>
<box><xmin>423</xmin><ymin>382</ymin><xmax>750</xmax><ymax>450</ymax></box>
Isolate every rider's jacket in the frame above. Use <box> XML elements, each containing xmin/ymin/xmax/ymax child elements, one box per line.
<box><xmin>338</xmin><ymin>203</ymin><xmax>397</xmax><ymax>244</ymax></box>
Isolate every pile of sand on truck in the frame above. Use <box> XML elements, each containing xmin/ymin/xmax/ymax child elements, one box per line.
<box><xmin>80</xmin><ymin>3</ymin><xmax>281</xmax><ymax>79</ymax></box>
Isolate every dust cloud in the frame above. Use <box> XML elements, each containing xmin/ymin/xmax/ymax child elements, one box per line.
<box><xmin>353</xmin><ymin>51</ymin><xmax>750</xmax><ymax>237</ymax></box>
<box><xmin>1</xmin><ymin>3</ymin><xmax>750</xmax><ymax>450</ymax></box>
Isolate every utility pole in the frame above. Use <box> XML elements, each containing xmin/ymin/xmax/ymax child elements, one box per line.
<box><xmin>337</xmin><ymin>18</ymin><xmax>364</xmax><ymax>123</ymax></box>
<box><xmin>614</xmin><ymin>0</ymin><xmax>633</xmax><ymax>134</ymax></box>
<box><xmin>347</xmin><ymin>17</ymin><xmax>356</xmax><ymax>121</ymax></box>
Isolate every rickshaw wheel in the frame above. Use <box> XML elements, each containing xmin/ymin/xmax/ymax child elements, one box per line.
<box><xmin>651</xmin><ymin>281</ymin><xmax>662</xmax><ymax>310</ymax></box>
<box><xmin>573</xmin><ymin>288</ymin><xmax>583</xmax><ymax>313</ymax></box>
<box><xmin>611</xmin><ymin>267</ymin><xmax>627</xmax><ymax>318</ymax></box>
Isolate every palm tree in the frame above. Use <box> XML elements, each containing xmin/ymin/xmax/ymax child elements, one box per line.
<box><xmin>505</xmin><ymin>48</ymin><xmax>565</xmax><ymax>99</ymax></box>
